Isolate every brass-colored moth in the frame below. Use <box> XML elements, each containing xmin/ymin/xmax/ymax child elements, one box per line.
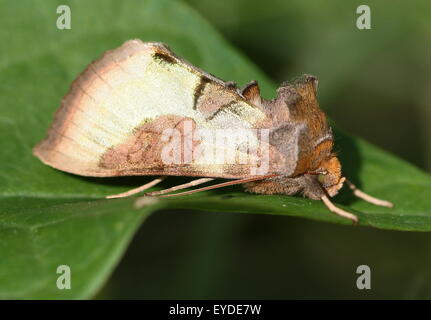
<box><xmin>33</xmin><ymin>39</ymin><xmax>393</xmax><ymax>223</ymax></box>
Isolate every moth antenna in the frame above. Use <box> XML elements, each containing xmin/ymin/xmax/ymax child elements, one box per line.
<box><xmin>152</xmin><ymin>174</ymin><xmax>278</xmax><ymax>198</ymax></box>
<box><xmin>321</xmin><ymin>195</ymin><xmax>359</xmax><ymax>224</ymax></box>
<box><xmin>145</xmin><ymin>178</ymin><xmax>215</xmax><ymax>196</ymax></box>
<box><xmin>344</xmin><ymin>179</ymin><xmax>393</xmax><ymax>208</ymax></box>
<box><xmin>106</xmin><ymin>176</ymin><xmax>166</xmax><ymax>199</ymax></box>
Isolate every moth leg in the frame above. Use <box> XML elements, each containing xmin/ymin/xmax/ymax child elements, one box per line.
<box><xmin>345</xmin><ymin>179</ymin><xmax>393</xmax><ymax>208</ymax></box>
<box><xmin>145</xmin><ymin>174</ymin><xmax>278</xmax><ymax>198</ymax></box>
<box><xmin>321</xmin><ymin>195</ymin><xmax>359</xmax><ymax>224</ymax></box>
<box><xmin>153</xmin><ymin>174</ymin><xmax>278</xmax><ymax>198</ymax></box>
<box><xmin>106</xmin><ymin>176</ymin><xmax>166</xmax><ymax>199</ymax></box>
<box><xmin>145</xmin><ymin>178</ymin><xmax>214</xmax><ymax>196</ymax></box>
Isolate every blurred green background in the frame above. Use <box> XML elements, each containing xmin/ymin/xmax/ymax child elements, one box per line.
<box><xmin>96</xmin><ymin>0</ymin><xmax>431</xmax><ymax>299</ymax></box>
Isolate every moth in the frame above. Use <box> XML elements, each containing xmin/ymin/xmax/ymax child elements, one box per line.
<box><xmin>33</xmin><ymin>39</ymin><xmax>393</xmax><ymax>223</ymax></box>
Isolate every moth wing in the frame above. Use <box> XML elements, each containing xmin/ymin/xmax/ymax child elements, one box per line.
<box><xmin>34</xmin><ymin>40</ymin><xmax>268</xmax><ymax>178</ymax></box>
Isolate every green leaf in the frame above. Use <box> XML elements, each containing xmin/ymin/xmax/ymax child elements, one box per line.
<box><xmin>0</xmin><ymin>0</ymin><xmax>430</xmax><ymax>299</ymax></box>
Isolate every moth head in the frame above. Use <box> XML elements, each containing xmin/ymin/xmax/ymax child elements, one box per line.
<box><xmin>316</xmin><ymin>156</ymin><xmax>345</xmax><ymax>197</ymax></box>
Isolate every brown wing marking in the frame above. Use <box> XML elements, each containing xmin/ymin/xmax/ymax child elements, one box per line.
<box><xmin>193</xmin><ymin>76</ymin><xmax>211</xmax><ymax>110</ymax></box>
<box><xmin>98</xmin><ymin>114</ymin><xmax>267</xmax><ymax>179</ymax></box>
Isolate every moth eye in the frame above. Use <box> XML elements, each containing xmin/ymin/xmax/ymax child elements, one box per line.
<box><xmin>317</xmin><ymin>173</ymin><xmax>326</xmax><ymax>184</ymax></box>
